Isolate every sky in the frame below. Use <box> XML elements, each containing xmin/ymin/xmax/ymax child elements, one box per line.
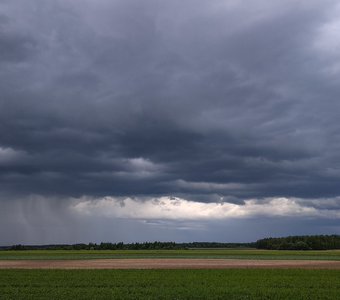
<box><xmin>1</xmin><ymin>0</ymin><xmax>340</xmax><ymax>245</ymax></box>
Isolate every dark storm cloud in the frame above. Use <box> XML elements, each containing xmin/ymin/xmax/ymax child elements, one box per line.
<box><xmin>0</xmin><ymin>31</ymin><xmax>36</xmax><ymax>63</ymax></box>
<box><xmin>1</xmin><ymin>0</ymin><xmax>340</xmax><ymax>203</ymax></box>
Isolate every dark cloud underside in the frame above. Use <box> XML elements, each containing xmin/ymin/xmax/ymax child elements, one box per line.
<box><xmin>1</xmin><ymin>0</ymin><xmax>340</xmax><ymax>244</ymax></box>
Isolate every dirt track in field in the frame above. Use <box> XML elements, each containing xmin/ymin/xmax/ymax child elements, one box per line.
<box><xmin>1</xmin><ymin>259</ymin><xmax>340</xmax><ymax>269</ymax></box>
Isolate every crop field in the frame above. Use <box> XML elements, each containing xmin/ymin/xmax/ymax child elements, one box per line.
<box><xmin>1</xmin><ymin>249</ymin><xmax>340</xmax><ymax>260</ymax></box>
<box><xmin>0</xmin><ymin>269</ymin><xmax>339</xmax><ymax>299</ymax></box>
<box><xmin>1</xmin><ymin>249</ymin><xmax>339</xmax><ymax>299</ymax></box>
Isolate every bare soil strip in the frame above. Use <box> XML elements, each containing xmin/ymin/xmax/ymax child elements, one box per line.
<box><xmin>1</xmin><ymin>259</ymin><xmax>340</xmax><ymax>269</ymax></box>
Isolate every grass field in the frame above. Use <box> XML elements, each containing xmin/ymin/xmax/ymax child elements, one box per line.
<box><xmin>1</xmin><ymin>249</ymin><xmax>340</xmax><ymax>260</ymax></box>
<box><xmin>0</xmin><ymin>269</ymin><xmax>339</xmax><ymax>299</ymax></box>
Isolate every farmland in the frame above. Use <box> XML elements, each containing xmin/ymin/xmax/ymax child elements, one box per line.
<box><xmin>0</xmin><ymin>269</ymin><xmax>339</xmax><ymax>299</ymax></box>
<box><xmin>1</xmin><ymin>249</ymin><xmax>340</xmax><ymax>260</ymax></box>
<box><xmin>1</xmin><ymin>249</ymin><xmax>340</xmax><ymax>299</ymax></box>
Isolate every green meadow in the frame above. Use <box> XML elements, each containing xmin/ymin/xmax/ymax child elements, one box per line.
<box><xmin>1</xmin><ymin>249</ymin><xmax>340</xmax><ymax>260</ymax></box>
<box><xmin>0</xmin><ymin>269</ymin><xmax>339</xmax><ymax>300</ymax></box>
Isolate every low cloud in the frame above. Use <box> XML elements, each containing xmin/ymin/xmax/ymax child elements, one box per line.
<box><xmin>2</xmin><ymin>194</ymin><xmax>340</xmax><ymax>245</ymax></box>
<box><xmin>71</xmin><ymin>196</ymin><xmax>340</xmax><ymax>220</ymax></box>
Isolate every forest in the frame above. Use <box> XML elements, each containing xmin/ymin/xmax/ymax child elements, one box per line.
<box><xmin>256</xmin><ymin>235</ymin><xmax>340</xmax><ymax>250</ymax></box>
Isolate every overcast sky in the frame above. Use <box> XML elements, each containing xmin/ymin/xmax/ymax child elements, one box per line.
<box><xmin>1</xmin><ymin>0</ymin><xmax>340</xmax><ymax>245</ymax></box>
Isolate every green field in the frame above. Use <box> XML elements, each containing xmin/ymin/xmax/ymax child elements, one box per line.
<box><xmin>0</xmin><ymin>269</ymin><xmax>339</xmax><ymax>299</ymax></box>
<box><xmin>1</xmin><ymin>249</ymin><xmax>340</xmax><ymax>260</ymax></box>
<box><xmin>1</xmin><ymin>250</ymin><xmax>339</xmax><ymax>299</ymax></box>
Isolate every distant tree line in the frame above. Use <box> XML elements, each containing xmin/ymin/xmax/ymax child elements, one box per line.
<box><xmin>0</xmin><ymin>241</ymin><xmax>255</xmax><ymax>251</ymax></box>
<box><xmin>256</xmin><ymin>235</ymin><xmax>340</xmax><ymax>250</ymax></box>
<box><xmin>2</xmin><ymin>235</ymin><xmax>339</xmax><ymax>251</ymax></box>
<box><xmin>180</xmin><ymin>242</ymin><xmax>255</xmax><ymax>249</ymax></box>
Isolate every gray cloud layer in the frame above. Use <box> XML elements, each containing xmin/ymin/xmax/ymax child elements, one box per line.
<box><xmin>1</xmin><ymin>0</ymin><xmax>340</xmax><ymax>243</ymax></box>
